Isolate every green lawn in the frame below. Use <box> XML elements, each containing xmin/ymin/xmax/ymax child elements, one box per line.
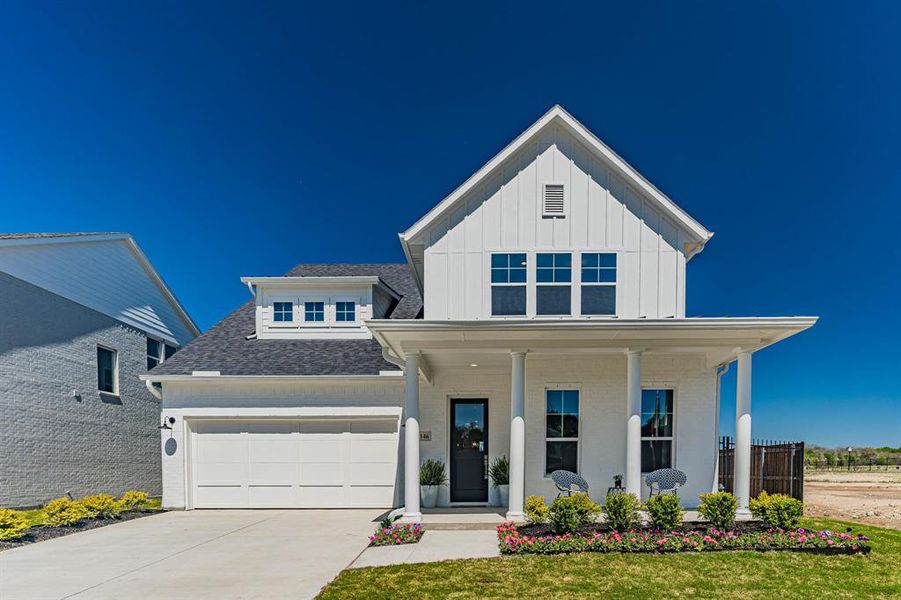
<box><xmin>318</xmin><ymin>518</ymin><xmax>901</xmax><ymax>599</ymax></box>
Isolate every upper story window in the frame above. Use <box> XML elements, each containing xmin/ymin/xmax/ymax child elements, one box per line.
<box><xmin>490</xmin><ymin>253</ymin><xmax>527</xmax><ymax>316</ymax></box>
<box><xmin>536</xmin><ymin>253</ymin><xmax>571</xmax><ymax>316</ymax></box>
<box><xmin>581</xmin><ymin>253</ymin><xmax>616</xmax><ymax>316</ymax></box>
<box><xmin>147</xmin><ymin>338</ymin><xmax>177</xmax><ymax>370</ymax></box>
<box><xmin>546</xmin><ymin>389</ymin><xmax>579</xmax><ymax>474</ymax></box>
<box><xmin>304</xmin><ymin>301</ymin><xmax>325</xmax><ymax>322</ymax></box>
<box><xmin>97</xmin><ymin>346</ymin><xmax>118</xmax><ymax>394</ymax></box>
<box><xmin>273</xmin><ymin>301</ymin><xmax>294</xmax><ymax>322</ymax></box>
<box><xmin>641</xmin><ymin>389</ymin><xmax>674</xmax><ymax>472</ymax></box>
<box><xmin>336</xmin><ymin>301</ymin><xmax>356</xmax><ymax>322</ymax></box>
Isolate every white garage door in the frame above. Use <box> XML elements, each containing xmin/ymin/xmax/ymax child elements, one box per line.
<box><xmin>191</xmin><ymin>419</ymin><xmax>399</xmax><ymax>508</ymax></box>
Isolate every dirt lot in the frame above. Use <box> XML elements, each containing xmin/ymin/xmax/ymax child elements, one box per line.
<box><xmin>804</xmin><ymin>470</ymin><xmax>901</xmax><ymax>529</ymax></box>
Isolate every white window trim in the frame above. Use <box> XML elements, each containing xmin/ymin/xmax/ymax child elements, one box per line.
<box><xmin>267</xmin><ymin>295</ymin><xmax>300</xmax><ymax>329</ymax></box>
<box><xmin>543</xmin><ymin>385</ymin><xmax>581</xmax><ymax>476</ymax></box>
<box><xmin>536</xmin><ymin>252</ymin><xmax>572</xmax><ymax>317</ymax></box>
<box><xmin>331</xmin><ymin>296</ymin><xmax>361</xmax><ymax>327</ymax></box>
<box><xmin>639</xmin><ymin>387</ymin><xmax>676</xmax><ymax>473</ymax></box>
<box><xmin>97</xmin><ymin>344</ymin><xmax>119</xmax><ymax>396</ymax></box>
<box><xmin>490</xmin><ymin>253</ymin><xmax>528</xmax><ymax>318</ymax></box>
<box><xmin>578</xmin><ymin>251</ymin><xmax>618</xmax><ymax>318</ymax></box>
<box><xmin>146</xmin><ymin>337</ymin><xmax>177</xmax><ymax>369</ymax></box>
<box><xmin>300</xmin><ymin>297</ymin><xmax>328</xmax><ymax>327</ymax></box>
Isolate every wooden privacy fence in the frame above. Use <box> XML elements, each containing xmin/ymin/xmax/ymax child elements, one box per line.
<box><xmin>719</xmin><ymin>437</ymin><xmax>805</xmax><ymax>501</ymax></box>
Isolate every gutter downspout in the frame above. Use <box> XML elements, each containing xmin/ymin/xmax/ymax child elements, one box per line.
<box><xmin>713</xmin><ymin>361</ymin><xmax>730</xmax><ymax>492</ymax></box>
<box><xmin>145</xmin><ymin>379</ymin><xmax>163</xmax><ymax>400</ymax></box>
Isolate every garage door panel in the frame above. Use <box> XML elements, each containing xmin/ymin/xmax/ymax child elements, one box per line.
<box><xmin>191</xmin><ymin>418</ymin><xmax>398</xmax><ymax>509</ymax></box>
<box><xmin>249</xmin><ymin>439</ymin><xmax>300</xmax><ymax>462</ymax></box>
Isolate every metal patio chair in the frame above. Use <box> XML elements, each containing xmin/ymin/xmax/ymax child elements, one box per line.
<box><xmin>551</xmin><ymin>470</ymin><xmax>590</xmax><ymax>498</ymax></box>
<box><xmin>645</xmin><ymin>468</ymin><xmax>687</xmax><ymax>496</ymax></box>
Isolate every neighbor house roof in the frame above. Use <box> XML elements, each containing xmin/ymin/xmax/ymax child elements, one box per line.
<box><xmin>146</xmin><ymin>263</ymin><xmax>421</xmax><ymax>377</ymax></box>
<box><xmin>0</xmin><ymin>232</ymin><xmax>124</xmax><ymax>240</ymax></box>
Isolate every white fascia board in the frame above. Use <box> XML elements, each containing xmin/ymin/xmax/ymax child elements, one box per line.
<box><xmin>165</xmin><ymin>406</ymin><xmax>403</xmax><ymax>419</ymax></box>
<box><xmin>401</xmin><ymin>105</ymin><xmax>713</xmax><ymax>247</ymax></box>
<box><xmin>241</xmin><ymin>276</ymin><xmax>382</xmax><ymax>287</ymax></box>
<box><xmin>0</xmin><ymin>233</ymin><xmax>130</xmax><ymax>248</ymax></box>
<box><xmin>140</xmin><ymin>373</ymin><xmax>402</xmax><ymax>383</ymax></box>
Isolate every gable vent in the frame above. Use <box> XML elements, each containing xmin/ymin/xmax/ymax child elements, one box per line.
<box><xmin>542</xmin><ymin>183</ymin><xmax>565</xmax><ymax>217</ymax></box>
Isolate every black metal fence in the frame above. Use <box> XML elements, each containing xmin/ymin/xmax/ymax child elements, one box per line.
<box><xmin>719</xmin><ymin>436</ymin><xmax>805</xmax><ymax>501</ymax></box>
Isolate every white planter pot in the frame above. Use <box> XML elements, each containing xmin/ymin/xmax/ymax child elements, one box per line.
<box><xmin>421</xmin><ymin>485</ymin><xmax>439</xmax><ymax>508</ymax></box>
<box><xmin>496</xmin><ymin>484</ymin><xmax>509</xmax><ymax>507</ymax></box>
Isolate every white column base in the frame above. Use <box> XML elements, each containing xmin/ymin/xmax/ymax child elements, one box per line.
<box><xmin>400</xmin><ymin>511</ymin><xmax>422</xmax><ymax>523</ymax></box>
<box><xmin>736</xmin><ymin>508</ymin><xmax>752</xmax><ymax>520</ymax></box>
<box><xmin>505</xmin><ymin>511</ymin><xmax>525</xmax><ymax>522</ymax></box>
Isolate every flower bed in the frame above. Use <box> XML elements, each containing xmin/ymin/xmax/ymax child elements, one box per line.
<box><xmin>369</xmin><ymin>523</ymin><xmax>423</xmax><ymax>547</ymax></box>
<box><xmin>497</xmin><ymin>522</ymin><xmax>870</xmax><ymax>555</ymax></box>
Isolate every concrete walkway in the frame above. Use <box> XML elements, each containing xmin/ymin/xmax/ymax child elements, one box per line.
<box><xmin>0</xmin><ymin>509</ymin><xmax>381</xmax><ymax>600</ymax></box>
<box><xmin>351</xmin><ymin>530</ymin><xmax>500</xmax><ymax>568</ymax></box>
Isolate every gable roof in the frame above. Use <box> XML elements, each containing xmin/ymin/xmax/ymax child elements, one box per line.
<box><xmin>401</xmin><ymin>104</ymin><xmax>713</xmax><ymax>252</ymax></box>
<box><xmin>146</xmin><ymin>263</ymin><xmax>421</xmax><ymax>377</ymax></box>
<box><xmin>0</xmin><ymin>232</ymin><xmax>200</xmax><ymax>342</ymax></box>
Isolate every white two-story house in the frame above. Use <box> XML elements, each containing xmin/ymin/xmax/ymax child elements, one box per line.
<box><xmin>143</xmin><ymin>106</ymin><xmax>815</xmax><ymax>520</ymax></box>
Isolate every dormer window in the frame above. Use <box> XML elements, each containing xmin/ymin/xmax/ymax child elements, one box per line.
<box><xmin>336</xmin><ymin>301</ymin><xmax>356</xmax><ymax>322</ymax></box>
<box><xmin>304</xmin><ymin>301</ymin><xmax>325</xmax><ymax>322</ymax></box>
<box><xmin>273</xmin><ymin>302</ymin><xmax>294</xmax><ymax>322</ymax></box>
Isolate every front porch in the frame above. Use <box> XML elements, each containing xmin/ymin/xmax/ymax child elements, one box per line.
<box><xmin>367</xmin><ymin>318</ymin><xmax>816</xmax><ymax>522</ymax></box>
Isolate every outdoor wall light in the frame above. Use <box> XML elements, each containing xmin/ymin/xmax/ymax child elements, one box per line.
<box><xmin>158</xmin><ymin>416</ymin><xmax>175</xmax><ymax>430</ymax></box>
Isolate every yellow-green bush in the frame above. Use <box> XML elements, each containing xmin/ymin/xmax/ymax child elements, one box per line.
<box><xmin>550</xmin><ymin>492</ymin><xmax>602</xmax><ymax>534</ymax></box>
<box><xmin>42</xmin><ymin>497</ymin><xmax>88</xmax><ymax>527</ymax></box>
<box><xmin>749</xmin><ymin>491</ymin><xmax>804</xmax><ymax>529</ymax></box>
<box><xmin>524</xmin><ymin>495</ymin><xmax>550</xmax><ymax>524</ymax></box>
<box><xmin>698</xmin><ymin>492</ymin><xmax>738</xmax><ymax>530</ymax></box>
<box><xmin>602</xmin><ymin>491</ymin><xmax>641</xmax><ymax>531</ymax></box>
<box><xmin>78</xmin><ymin>494</ymin><xmax>122</xmax><ymax>519</ymax></box>
<box><xmin>645</xmin><ymin>493</ymin><xmax>684</xmax><ymax>531</ymax></box>
<box><xmin>0</xmin><ymin>508</ymin><xmax>31</xmax><ymax>541</ymax></box>
<box><xmin>117</xmin><ymin>490</ymin><xmax>150</xmax><ymax>511</ymax></box>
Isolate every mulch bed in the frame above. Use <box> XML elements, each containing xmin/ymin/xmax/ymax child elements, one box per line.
<box><xmin>0</xmin><ymin>510</ymin><xmax>162</xmax><ymax>552</ymax></box>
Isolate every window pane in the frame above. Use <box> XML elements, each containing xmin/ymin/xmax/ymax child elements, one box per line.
<box><xmin>546</xmin><ymin>390</ymin><xmax>563</xmax><ymax>414</ymax></box>
<box><xmin>556</xmin><ymin>267</ymin><xmax>571</xmax><ymax>283</ymax></box>
<box><xmin>305</xmin><ymin>302</ymin><xmax>324</xmax><ymax>322</ymax></box>
<box><xmin>581</xmin><ymin>253</ymin><xmax>598</xmax><ymax>268</ymax></box>
<box><xmin>537</xmin><ymin>253</ymin><xmax>553</xmax><ymax>268</ymax></box>
<box><xmin>641</xmin><ymin>412</ymin><xmax>673</xmax><ymax>437</ymax></box>
<box><xmin>556</xmin><ymin>253</ymin><xmax>571</xmax><ymax>267</ymax></box>
<box><xmin>491</xmin><ymin>268</ymin><xmax>509</xmax><ymax>284</ymax></box>
<box><xmin>146</xmin><ymin>338</ymin><xmax>160</xmax><ymax>360</ymax></box>
<box><xmin>509</xmin><ymin>267</ymin><xmax>526</xmax><ymax>283</ymax></box>
<box><xmin>562</xmin><ymin>414</ymin><xmax>579</xmax><ymax>437</ymax></box>
<box><xmin>598</xmin><ymin>269</ymin><xmax>616</xmax><ymax>283</ymax></box>
<box><xmin>536</xmin><ymin>286</ymin><xmax>571</xmax><ymax>315</ymax></box>
<box><xmin>641</xmin><ymin>440</ymin><xmax>672</xmax><ymax>472</ymax></box>
<box><xmin>599</xmin><ymin>253</ymin><xmax>617</xmax><ymax>268</ymax></box>
<box><xmin>641</xmin><ymin>389</ymin><xmax>673</xmax><ymax>415</ymax></box>
<box><xmin>581</xmin><ymin>269</ymin><xmax>599</xmax><ymax>283</ymax></box>
<box><xmin>147</xmin><ymin>356</ymin><xmax>158</xmax><ymax>370</ymax></box>
<box><xmin>491</xmin><ymin>254</ymin><xmax>508</xmax><ymax>268</ymax></box>
<box><xmin>563</xmin><ymin>390</ymin><xmax>579</xmax><ymax>414</ymax></box>
<box><xmin>546</xmin><ymin>414</ymin><xmax>562</xmax><ymax>438</ymax></box>
<box><xmin>536</xmin><ymin>267</ymin><xmax>553</xmax><ymax>283</ymax></box>
<box><xmin>491</xmin><ymin>286</ymin><xmax>526</xmax><ymax>316</ymax></box>
<box><xmin>164</xmin><ymin>344</ymin><xmax>176</xmax><ymax>359</ymax></box>
<box><xmin>547</xmin><ymin>441</ymin><xmax>578</xmax><ymax>473</ymax></box>
<box><xmin>581</xmin><ymin>286</ymin><xmax>616</xmax><ymax>315</ymax></box>
<box><xmin>336</xmin><ymin>301</ymin><xmax>355</xmax><ymax>322</ymax></box>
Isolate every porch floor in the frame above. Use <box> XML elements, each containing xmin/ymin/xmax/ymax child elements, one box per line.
<box><xmin>420</xmin><ymin>507</ymin><xmax>751</xmax><ymax>530</ymax></box>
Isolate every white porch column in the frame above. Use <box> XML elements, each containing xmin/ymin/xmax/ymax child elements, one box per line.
<box><xmin>734</xmin><ymin>350</ymin><xmax>753</xmax><ymax>514</ymax></box>
<box><xmin>507</xmin><ymin>351</ymin><xmax>526</xmax><ymax>520</ymax></box>
<box><xmin>402</xmin><ymin>352</ymin><xmax>422</xmax><ymax>522</ymax></box>
<box><xmin>625</xmin><ymin>350</ymin><xmax>643</xmax><ymax>498</ymax></box>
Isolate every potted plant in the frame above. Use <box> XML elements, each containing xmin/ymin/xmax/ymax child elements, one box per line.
<box><xmin>489</xmin><ymin>455</ymin><xmax>510</xmax><ymax>507</ymax></box>
<box><xmin>613</xmin><ymin>473</ymin><xmax>623</xmax><ymax>489</ymax></box>
<box><xmin>419</xmin><ymin>458</ymin><xmax>447</xmax><ymax>508</ymax></box>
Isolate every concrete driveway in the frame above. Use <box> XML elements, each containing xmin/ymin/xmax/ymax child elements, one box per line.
<box><xmin>0</xmin><ymin>509</ymin><xmax>382</xmax><ymax>600</ymax></box>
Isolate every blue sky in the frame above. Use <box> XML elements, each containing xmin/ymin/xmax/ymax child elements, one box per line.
<box><xmin>1</xmin><ymin>2</ymin><xmax>898</xmax><ymax>447</ymax></box>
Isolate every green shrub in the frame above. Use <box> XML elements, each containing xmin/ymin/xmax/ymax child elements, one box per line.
<box><xmin>42</xmin><ymin>497</ymin><xmax>88</xmax><ymax>527</ymax></box>
<box><xmin>419</xmin><ymin>459</ymin><xmax>448</xmax><ymax>486</ymax></box>
<box><xmin>79</xmin><ymin>494</ymin><xmax>122</xmax><ymax>519</ymax></box>
<box><xmin>524</xmin><ymin>495</ymin><xmax>549</xmax><ymax>524</ymax></box>
<box><xmin>749</xmin><ymin>491</ymin><xmax>804</xmax><ymax>529</ymax></box>
<box><xmin>488</xmin><ymin>455</ymin><xmax>509</xmax><ymax>487</ymax></box>
<box><xmin>602</xmin><ymin>492</ymin><xmax>640</xmax><ymax>531</ymax></box>
<box><xmin>549</xmin><ymin>493</ymin><xmax>601</xmax><ymax>534</ymax></box>
<box><xmin>646</xmin><ymin>493</ymin><xmax>684</xmax><ymax>531</ymax></box>
<box><xmin>0</xmin><ymin>508</ymin><xmax>30</xmax><ymax>541</ymax></box>
<box><xmin>117</xmin><ymin>490</ymin><xmax>150</xmax><ymax>511</ymax></box>
<box><xmin>698</xmin><ymin>492</ymin><xmax>738</xmax><ymax>530</ymax></box>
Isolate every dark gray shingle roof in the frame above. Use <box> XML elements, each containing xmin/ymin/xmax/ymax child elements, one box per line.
<box><xmin>149</xmin><ymin>263</ymin><xmax>420</xmax><ymax>376</ymax></box>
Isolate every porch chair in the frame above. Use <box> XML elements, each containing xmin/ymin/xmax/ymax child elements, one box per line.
<box><xmin>644</xmin><ymin>468</ymin><xmax>687</xmax><ymax>496</ymax></box>
<box><xmin>550</xmin><ymin>470</ymin><xmax>590</xmax><ymax>498</ymax></box>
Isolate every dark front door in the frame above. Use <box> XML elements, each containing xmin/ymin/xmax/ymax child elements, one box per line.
<box><xmin>450</xmin><ymin>399</ymin><xmax>489</xmax><ymax>503</ymax></box>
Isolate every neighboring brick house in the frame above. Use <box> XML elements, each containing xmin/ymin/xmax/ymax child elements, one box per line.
<box><xmin>144</xmin><ymin>106</ymin><xmax>816</xmax><ymax>520</ymax></box>
<box><xmin>0</xmin><ymin>233</ymin><xmax>198</xmax><ymax>507</ymax></box>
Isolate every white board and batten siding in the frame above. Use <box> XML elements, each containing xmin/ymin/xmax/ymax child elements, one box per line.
<box><xmin>255</xmin><ymin>283</ymin><xmax>375</xmax><ymax>339</ymax></box>
<box><xmin>0</xmin><ymin>237</ymin><xmax>196</xmax><ymax>345</ymax></box>
<box><xmin>419</xmin><ymin>125</ymin><xmax>690</xmax><ymax>321</ymax></box>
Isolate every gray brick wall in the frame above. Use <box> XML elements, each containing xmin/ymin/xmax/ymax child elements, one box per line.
<box><xmin>0</xmin><ymin>273</ymin><xmax>161</xmax><ymax>507</ymax></box>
